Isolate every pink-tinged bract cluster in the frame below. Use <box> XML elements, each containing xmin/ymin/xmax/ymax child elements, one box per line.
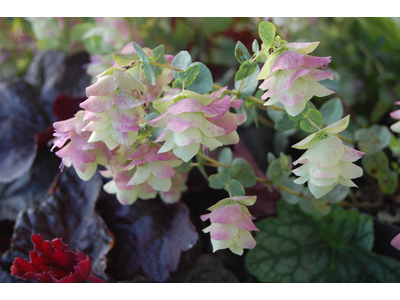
<box><xmin>124</xmin><ymin>142</ymin><xmax>183</xmax><ymax>192</ymax></box>
<box><xmin>201</xmin><ymin>196</ymin><xmax>258</xmax><ymax>255</ymax></box>
<box><xmin>391</xmin><ymin>233</ymin><xmax>400</xmax><ymax>251</ymax></box>
<box><xmin>147</xmin><ymin>88</ymin><xmax>244</xmax><ymax>162</ymax></box>
<box><xmin>51</xmin><ymin>110</ymin><xmax>111</xmax><ymax>181</ymax></box>
<box><xmin>259</xmin><ymin>42</ymin><xmax>334</xmax><ymax>116</ymax></box>
<box><xmin>80</xmin><ymin>69</ymin><xmax>147</xmax><ymax>150</ymax></box>
<box><xmin>390</xmin><ymin>101</ymin><xmax>400</xmax><ymax>133</ymax></box>
<box><xmin>292</xmin><ymin>116</ymin><xmax>365</xmax><ymax>198</ymax></box>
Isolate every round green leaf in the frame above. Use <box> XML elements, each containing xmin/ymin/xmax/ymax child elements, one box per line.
<box><xmin>230</xmin><ymin>158</ymin><xmax>256</xmax><ymax>188</ymax></box>
<box><xmin>186</xmin><ymin>62</ymin><xmax>213</xmax><ymax>95</ymax></box>
<box><xmin>258</xmin><ymin>21</ymin><xmax>276</xmax><ymax>50</ymax></box>
<box><xmin>234</xmin><ymin>41</ymin><xmax>251</xmax><ymax>64</ymax></box>
<box><xmin>355</xmin><ymin>125</ymin><xmax>391</xmax><ymax>154</ymax></box>
<box><xmin>217</xmin><ymin>147</ymin><xmax>233</xmax><ymax>173</ymax></box>
<box><xmin>362</xmin><ymin>151</ymin><xmax>389</xmax><ymax>180</ymax></box>
<box><xmin>252</xmin><ymin>39</ymin><xmax>260</xmax><ymax>54</ymax></box>
<box><xmin>275</xmin><ymin>112</ymin><xmax>298</xmax><ymax>132</ymax></box>
<box><xmin>320</xmin><ymin>97</ymin><xmax>343</xmax><ymax>126</ymax></box>
<box><xmin>171</xmin><ymin>51</ymin><xmax>192</xmax><ymax>78</ymax></box>
<box><xmin>379</xmin><ymin>170</ymin><xmax>398</xmax><ymax>195</ymax></box>
<box><xmin>235</xmin><ymin>65</ymin><xmax>260</xmax><ymax>99</ymax></box>
<box><xmin>224</xmin><ymin>179</ymin><xmax>245</xmax><ymax>196</ymax></box>
<box><xmin>209</xmin><ymin>173</ymin><xmax>231</xmax><ymax>190</ymax></box>
<box><xmin>299</xmin><ymin>109</ymin><xmax>322</xmax><ymax>133</ymax></box>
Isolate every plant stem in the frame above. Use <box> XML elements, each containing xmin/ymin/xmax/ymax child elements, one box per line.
<box><xmin>149</xmin><ymin>61</ymin><xmax>182</xmax><ymax>72</ymax></box>
<box><xmin>148</xmin><ymin>61</ymin><xmax>285</xmax><ymax>112</ymax></box>
<box><xmin>250</xmin><ymin>46</ymin><xmax>266</xmax><ymax>63</ymax></box>
<box><xmin>196</xmin><ymin>152</ymin><xmax>227</xmax><ymax>168</ymax></box>
<box><xmin>196</xmin><ymin>152</ymin><xmax>303</xmax><ymax>197</ymax></box>
<box><xmin>336</xmin><ymin>134</ymin><xmax>355</xmax><ymax>145</ymax></box>
<box><xmin>88</xmin><ymin>275</ymin><xmax>108</xmax><ymax>283</ymax></box>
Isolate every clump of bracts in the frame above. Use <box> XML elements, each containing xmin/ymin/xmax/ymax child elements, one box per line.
<box><xmin>292</xmin><ymin>116</ymin><xmax>365</xmax><ymax>198</ymax></box>
<box><xmin>51</xmin><ymin>110</ymin><xmax>112</xmax><ymax>181</ymax></box>
<box><xmin>258</xmin><ymin>41</ymin><xmax>334</xmax><ymax>116</ymax></box>
<box><xmin>201</xmin><ymin>196</ymin><xmax>259</xmax><ymax>255</ymax></box>
<box><xmin>148</xmin><ymin>88</ymin><xmax>244</xmax><ymax>162</ymax></box>
<box><xmin>10</xmin><ymin>234</ymin><xmax>105</xmax><ymax>283</ymax></box>
<box><xmin>390</xmin><ymin>101</ymin><xmax>400</xmax><ymax>133</ymax></box>
<box><xmin>50</xmin><ymin>44</ymin><xmax>245</xmax><ymax>214</ymax></box>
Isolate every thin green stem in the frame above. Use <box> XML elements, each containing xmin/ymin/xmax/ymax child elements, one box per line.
<box><xmin>196</xmin><ymin>152</ymin><xmax>227</xmax><ymax>168</ymax></box>
<box><xmin>148</xmin><ymin>56</ymin><xmax>355</xmax><ymax>146</ymax></box>
<box><xmin>148</xmin><ymin>61</ymin><xmax>287</xmax><ymax>112</ymax></box>
<box><xmin>236</xmin><ymin>79</ymin><xmax>245</xmax><ymax>96</ymax></box>
<box><xmin>148</xmin><ymin>60</ymin><xmax>182</xmax><ymax>72</ymax></box>
<box><xmin>250</xmin><ymin>46</ymin><xmax>266</xmax><ymax>63</ymax></box>
<box><xmin>336</xmin><ymin>134</ymin><xmax>355</xmax><ymax>145</ymax></box>
<box><xmin>196</xmin><ymin>152</ymin><xmax>303</xmax><ymax>197</ymax></box>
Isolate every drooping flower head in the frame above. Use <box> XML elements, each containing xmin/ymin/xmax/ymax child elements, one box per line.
<box><xmin>292</xmin><ymin>116</ymin><xmax>365</xmax><ymax>198</ymax></box>
<box><xmin>102</xmin><ymin>169</ymin><xmax>157</xmax><ymax>205</ymax></box>
<box><xmin>79</xmin><ymin>68</ymin><xmax>147</xmax><ymax>150</ymax></box>
<box><xmin>147</xmin><ymin>89</ymin><xmax>244</xmax><ymax>162</ymax></box>
<box><xmin>51</xmin><ymin>110</ymin><xmax>112</xmax><ymax>181</ymax></box>
<box><xmin>390</xmin><ymin>101</ymin><xmax>400</xmax><ymax>133</ymax></box>
<box><xmin>258</xmin><ymin>42</ymin><xmax>334</xmax><ymax>116</ymax></box>
<box><xmin>124</xmin><ymin>142</ymin><xmax>183</xmax><ymax>192</ymax></box>
<box><xmin>159</xmin><ymin>167</ymin><xmax>188</xmax><ymax>204</ymax></box>
<box><xmin>201</xmin><ymin>196</ymin><xmax>258</xmax><ymax>256</ymax></box>
<box><xmin>391</xmin><ymin>233</ymin><xmax>400</xmax><ymax>250</ymax></box>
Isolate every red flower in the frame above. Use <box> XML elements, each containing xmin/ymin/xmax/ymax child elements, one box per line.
<box><xmin>10</xmin><ymin>234</ymin><xmax>92</xmax><ymax>283</ymax></box>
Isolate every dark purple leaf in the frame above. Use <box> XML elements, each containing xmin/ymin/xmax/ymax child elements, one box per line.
<box><xmin>0</xmin><ymin>78</ymin><xmax>49</xmax><ymax>183</ymax></box>
<box><xmin>98</xmin><ymin>197</ymin><xmax>198</xmax><ymax>282</ymax></box>
<box><xmin>169</xmin><ymin>254</ymin><xmax>239</xmax><ymax>283</ymax></box>
<box><xmin>1</xmin><ymin>168</ymin><xmax>114</xmax><ymax>280</ymax></box>
<box><xmin>0</xmin><ymin>150</ymin><xmax>60</xmax><ymax>221</ymax></box>
<box><xmin>24</xmin><ymin>51</ymin><xmax>91</xmax><ymax>123</ymax></box>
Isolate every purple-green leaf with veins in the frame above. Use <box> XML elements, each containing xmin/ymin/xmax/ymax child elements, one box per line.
<box><xmin>98</xmin><ymin>197</ymin><xmax>198</xmax><ymax>282</ymax></box>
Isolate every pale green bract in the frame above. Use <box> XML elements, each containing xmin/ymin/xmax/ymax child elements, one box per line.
<box><xmin>292</xmin><ymin>116</ymin><xmax>365</xmax><ymax>198</ymax></box>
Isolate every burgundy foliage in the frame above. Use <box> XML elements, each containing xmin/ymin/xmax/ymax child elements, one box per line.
<box><xmin>11</xmin><ymin>234</ymin><xmax>91</xmax><ymax>283</ymax></box>
<box><xmin>1</xmin><ymin>168</ymin><xmax>114</xmax><ymax>281</ymax></box>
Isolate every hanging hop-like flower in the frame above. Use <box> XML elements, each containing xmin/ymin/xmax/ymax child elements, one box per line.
<box><xmin>159</xmin><ymin>167</ymin><xmax>189</xmax><ymax>204</ymax></box>
<box><xmin>147</xmin><ymin>88</ymin><xmax>244</xmax><ymax>162</ymax></box>
<box><xmin>390</xmin><ymin>101</ymin><xmax>400</xmax><ymax>133</ymax></box>
<box><xmin>79</xmin><ymin>68</ymin><xmax>147</xmax><ymax>150</ymax></box>
<box><xmin>292</xmin><ymin>116</ymin><xmax>365</xmax><ymax>198</ymax></box>
<box><xmin>258</xmin><ymin>42</ymin><xmax>334</xmax><ymax>116</ymax></box>
<box><xmin>102</xmin><ymin>169</ymin><xmax>157</xmax><ymax>205</ymax></box>
<box><xmin>98</xmin><ymin>145</ymin><xmax>157</xmax><ymax>205</ymax></box>
<box><xmin>51</xmin><ymin>110</ymin><xmax>111</xmax><ymax>181</ymax></box>
<box><xmin>391</xmin><ymin>233</ymin><xmax>400</xmax><ymax>251</ymax></box>
<box><xmin>124</xmin><ymin>142</ymin><xmax>183</xmax><ymax>192</ymax></box>
<box><xmin>201</xmin><ymin>196</ymin><xmax>258</xmax><ymax>256</ymax></box>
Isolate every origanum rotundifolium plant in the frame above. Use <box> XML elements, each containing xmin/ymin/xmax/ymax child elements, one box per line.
<box><xmin>50</xmin><ymin>21</ymin><xmax>369</xmax><ymax>256</ymax></box>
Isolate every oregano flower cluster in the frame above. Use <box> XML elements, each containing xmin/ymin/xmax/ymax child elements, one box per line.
<box><xmin>50</xmin><ymin>21</ymin><xmax>369</xmax><ymax>257</ymax></box>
